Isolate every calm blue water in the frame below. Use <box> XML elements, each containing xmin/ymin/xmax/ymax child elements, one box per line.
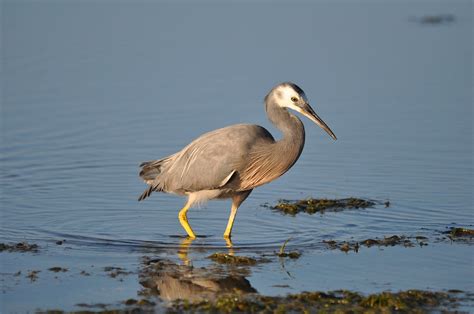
<box><xmin>1</xmin><ymin>1</ymin><xmax>472</xmax><ymax>312</ymax></box>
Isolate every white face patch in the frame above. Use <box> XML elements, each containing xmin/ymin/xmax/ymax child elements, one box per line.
<box><xmin>274</xmin><ymin>85</ymin><xmax>308</xmax><ymax>110</ymax></box>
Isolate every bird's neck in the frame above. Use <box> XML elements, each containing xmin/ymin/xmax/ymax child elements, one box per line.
<box><xmin>266</xmin><ymin>102</ymin><xmax>306</xmax><ymax>168</ymax></box>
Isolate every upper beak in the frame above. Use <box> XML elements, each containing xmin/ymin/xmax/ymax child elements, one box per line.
<box><xmin>299</xmin><ymin>103</ymin><xmax>337</xmax><ymax>140</ymax></box>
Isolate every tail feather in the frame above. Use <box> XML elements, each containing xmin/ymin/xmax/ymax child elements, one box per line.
<box><xmin>138</xmin><ymin>184</ymin><xmax>163</xmax><ymax>201</ymax></box>
<box><xmin>138</xmin><ymin>185</ymin><xmax>153</xmax><ymax>201</ymax></box>
<box><xmin>139</xmin><ymin>157</ymin><xmax>171</xmax><ymax>181</ymax></box>
<box><xmin>138</xmin><ymin>158</ymin><xmax>169</xmax><ymax>201</ymax></box>
<box><xmin>139</xmin><ymin>162</ymin><xmax>160</xmax><ymax>180</ymax></box>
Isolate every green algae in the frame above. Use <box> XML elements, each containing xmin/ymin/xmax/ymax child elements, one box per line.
<box><xmin>277</xmin><ymin>238</ymin><xmax>301</xmax><ymax>259</ymax></box>
<box><xmin>123</xmin><ymin>298</ymin><xmax>155</xmax><ymax>306</ymax></box>
<box><xmin>271</xmin><ymin>197</ymin><xmax>376</xmax><ymax>215</ymax></box>
<box><xmin>324</xmin><ymin>235</ymin><xmax>416</xmax><ymax>253</ymax></box>
<box><xmin>440</xmin><ymin>227</ymin><xmax>474</xmax><ymax>244</ymax></box>
<box><xmin>323</xmin><ymin>229</ymin><xmax>474</xmax><ymax>253</ymax></box>
<box><xmin>35</xmin><ymin>289</ymin><xmax>469</xmax><ymax>314</ymax></box>
<box><xmin>447</xmin><ymin>227</ymin><xmax>474</xmax><ymax>238</ymax></box>
<box><xmin>208</xmin><ymin>253</ymin><xmax>259</xmax><ymax>266</ymax></box>
<box><xmin>169</xmin><ymin>289</ymin><xmax>461</xmax><ymax>313</ymax></box>
<box><xmin>277</xmin><ymin>251</ymin><xmax>301</xmax><ymax>258</ymax></box>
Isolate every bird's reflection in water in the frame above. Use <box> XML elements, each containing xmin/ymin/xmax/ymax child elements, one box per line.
<box><xmin>177</xmin><ymin>237</ymin><xmax>235</xmax><ymax>265</ymax></box>
<box><xmin>141</xmin><ymin>237</ymin><xmax>256</xmax><ymax>302</ymax></box>
<box><xmin>177</xmin><ymin>237</ymin><xmax>194</xmax><ymax>265</ymax></box>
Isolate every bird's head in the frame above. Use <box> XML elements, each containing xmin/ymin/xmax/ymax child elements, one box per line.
<box><xmin>266</xmin><ymin>82</ymin><xmax>337</xmax><ymax>140</ymax></box>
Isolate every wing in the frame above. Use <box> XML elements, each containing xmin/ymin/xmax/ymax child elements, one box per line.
<box><xmin>158</xmin><ymin>124</ymin><xmax>275</xmax><ymax>193</ymax></box>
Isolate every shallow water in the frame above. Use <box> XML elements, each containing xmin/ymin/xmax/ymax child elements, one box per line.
<box><xmin>1</xmin><ymin>1</ymin><xmax>473</xmax><ymax>312</ymax></box>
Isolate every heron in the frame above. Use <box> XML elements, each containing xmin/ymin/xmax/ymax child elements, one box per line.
<box><xmin>138</xmin><ymin>82</ymin><xmax>336</xmax><ymax>240</ymax></box>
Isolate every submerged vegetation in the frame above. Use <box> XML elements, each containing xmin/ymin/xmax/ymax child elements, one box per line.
<box><xmin>0</xmin><ymin>242</ymin><xmax>39</xmax><ymax>253</ymax></box>
<box><xmin>270</xmin><ymin>197</ymin><xmax>376</xmax><ymax>215</ymax></box>
<box><xmin>37</xmin><ymin>289</ymin><xmax>469</xmax><ymax>313</ymax></box>
<box><xmin>439</xmin><ymin>227</ymin><xmax>474</xmax><ymax>245</ymax></box>
<box><xmin>103</xmin><ymin>266</ymin><xmax>134</xmax><ymax>278</ymax></box>
<box><xmin>276</xmin><ymin>238</ymin><xmax>301</xmax><ymax>259</ymax></box>
<box><xmin>323</xmin><ymin>235</ymin><xmax>420</xmax><ymax>253</ymax></box>
<box><xmin>170</xmin><ymin>289</ymin><xmax>462</xmax><ymax>313</ymax></box>
<box><xmin>26</xmin><ymin>270</ymin><xmax>40</xmax><ymax>282</ymax></box>
<box><xmin>446</xmin><ymin>227</ymin><xmax>474</xmax><ymax>239</ymax></box>
<box><xmin>208</xmin><ymin>253</ymin><xmax>260</xmax><ymax>266</ymax></box>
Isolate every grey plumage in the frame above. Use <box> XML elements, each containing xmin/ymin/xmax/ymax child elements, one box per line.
<box><xmin>138</xmin><ymin>82</ymin><xmax>336</xmax><ymax>239</ymax></box>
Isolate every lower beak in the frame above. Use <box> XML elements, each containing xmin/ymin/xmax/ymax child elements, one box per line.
<box><xmin>300</xmin><ymin>103</ymin><xmax>337</xmax><ymax>140</ymax></box>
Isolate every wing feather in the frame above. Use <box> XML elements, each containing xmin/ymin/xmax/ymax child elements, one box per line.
<box><xmin>157</xmin><ymin>124</ymin><xmax>275</xmax><ymax>194</ymax></box>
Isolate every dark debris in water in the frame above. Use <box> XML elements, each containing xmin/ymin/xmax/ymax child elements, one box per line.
<box><xmin>435</xmin><ymin>227</ymin><xmax>474</xmax><ymax>245</ymax></box>
<box><xmin>276</xmin><ymin>251</ymin><xmax>301</xmax><ymax>259</ymax></box>
<box><xmin>103</xmin><ymin>266</ymin><xmax>134</xmax><ymax>279</ymax></box>
<box><xmin>276</xmin><ymin>238</ymin><xmax>301</xmax><ymax>259</ymax></box>
<box><xmin>0</xmin><ymin>242</ymin><xmax>39</xmax><ymax>253</ymax></box>
<box><xmin>208</xmin><ymin>253</ymin><xmax>270</xmax><ymax>266</ymax></box>
<box><xmin>48</xmin><ymin>267</ymin><xmax>68</xmax><ymax>273</ymax></box>
<box><xmin>26</xmin><ymin>270</ymin><xmax>40</xmax><ymax>282</ymax></box>
<box><xmin>323</xmin><ymin>235</ymin><xmax>427</xmax><ymax>253</ymax></box>
<box><xmin>324</xmin><ymin>227</ymin><xmax>474</xmax><ymax>253</ymax></box>
<box><xmin>268</xmin><ymin>197</ymin><xmax>377</xmax><ymax>215</ymax></box>
<box><xmin>409</xmin><ymin>14</ymin><xmax>456</xmax><ymax>25</ymax></box>
<box><xmin>170</xmin><ymin>289</ymin><xmax>464</xmax><ymax>313</ymax></box>
<box><xmin>75</xmin><ymin>302</ymin><xmax>109</xmax><ymax>309</ymax></box>
<box><xmin>446</xmin><ymin>227</ymin><xmax>474</xmax><ymax>238</ymax></box>
<box><xmin>123</xmin><ymin>298</ymin><xmax>156</xmax><ymax>307</ymax></box>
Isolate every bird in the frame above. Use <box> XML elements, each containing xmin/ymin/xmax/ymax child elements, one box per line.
<box><xmin>138</xmin><ymin>82</ymin><xmax>336</xmax><ymax>240</ymax></box>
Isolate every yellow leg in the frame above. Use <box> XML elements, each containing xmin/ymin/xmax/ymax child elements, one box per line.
<box><xmin>223</xmin><ymin>203</ymin><xmax>238</xmax><ymax>239</ymax></box>
<box><xmin>223</xmin><ymin>190</ymin><xmax>252</xmax><ymax>240</ymax></box>
<box><xmin>178</xmin><ymin>204</ymin><xmax>196</xmax><ymax>238</ymax></box>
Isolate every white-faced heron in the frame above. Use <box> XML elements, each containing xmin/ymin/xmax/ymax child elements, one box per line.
<box><xmin>138</xmin><ymin>82</ymin><xmax>336</xmax><ymax>239</ymax></box>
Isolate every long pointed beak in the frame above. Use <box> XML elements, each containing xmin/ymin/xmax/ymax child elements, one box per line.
<box><xmin>300</xmin><ymin>103</ymin><xmax>337</xmax><ymax>140</ymax></box>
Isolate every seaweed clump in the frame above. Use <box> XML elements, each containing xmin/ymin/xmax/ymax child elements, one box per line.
<box><xmin>123</xmin><ymin>298</ymin><xmax>155</xmax><ymax>307</ymax></box>
<box><xmin>447</xmin><ymin>227</ymin><xmax>474</xmax><ymax>238</ymax></box>
<box><xmin>276</xmin><ymin>238</ymin><xmax>301</xmax><ymax>259</ymax></box>
<box><xmin>0</xmin><ymin>242</ymin><xmax>39</xmax><ymax>253</ymax></box>
<box><xmin>272</xmin><ymin>197</ymin><xmax>376</xmax><ymax>215</ymax></box>
<box><xmin>324</xmin><ymin>235</ymin><xmax>415</xmax><ymax>253</ymax></box>
<box><xmin>103</xmin><ymin>266</ymin><xmax>134</xmax><ymax>278</ymax></box>
<box><xmin>208</xmin><ymin>253</ymin><xmax>259</xmax><ymax>266</ymax></box>
<box><xmin>170</xmin><ymin>289</ymin><xmax>460</xmax><ymax>313</ymax></box>
<box><xmin>439</xmin><ymin>227</ymin><xmax>474</xmax><ymax>244</ymax></box>
<box><xmin>27</xmin><ymin>270</ymin><xmax>40</xmax><ymax>282</ymax></box>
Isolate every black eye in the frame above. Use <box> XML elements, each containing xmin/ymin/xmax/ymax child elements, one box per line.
<box><xmin>291</xmin><ymin>97</ymin><xmax>298</xmax><ymax>103</ymax></box>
